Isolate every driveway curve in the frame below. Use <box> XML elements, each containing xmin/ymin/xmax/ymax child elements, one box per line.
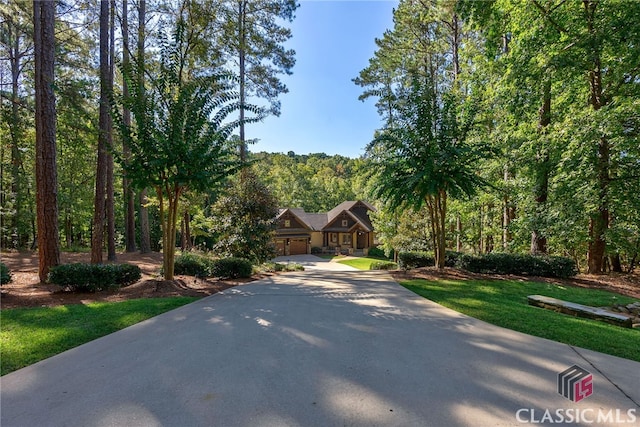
<box><xmin>2</xmin><ymin>269</ymin><xmax>638</xmax><ymax>426</ymax></box>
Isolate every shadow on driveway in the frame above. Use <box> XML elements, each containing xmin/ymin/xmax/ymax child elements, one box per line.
<box><xmin>2</xmin><ymin>270</ymin><xmax>638</xmax><ymax>426</ymax></box>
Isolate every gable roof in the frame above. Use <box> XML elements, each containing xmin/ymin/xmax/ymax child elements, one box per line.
<box><xmin>277</xmin><ymin>201</ymin><xmax>375</xmax><ymax>233</ymax></box>
<box><xmin>328</xmin><ymin>201</ymin><xmax>375</xmax><ymax>230</ymax></box>
<box><xmin>277</xmin><ymin>208</ymin><xmax>313</xmax><ymax>230</ymax></box>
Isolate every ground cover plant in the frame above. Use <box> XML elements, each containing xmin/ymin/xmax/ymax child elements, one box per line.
<box><xmin>401</xmin><ymin>278</ymin><xmax>640</xmax><ymax>362</ymax></box>
<box><xmin>0</xmin><ymin>297</ymin><xmax>198</xmax><ymax>376</ymax></box>
<box><xmin>260</xmin><ymin>262</ymin><xmax>304</xmax><ymax>272</ymax></box>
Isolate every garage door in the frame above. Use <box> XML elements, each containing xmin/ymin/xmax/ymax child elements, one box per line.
<box><xmin>289</xmin><ymin>239</ymin><xmax>308</xmax><ymax>255</ymax></box>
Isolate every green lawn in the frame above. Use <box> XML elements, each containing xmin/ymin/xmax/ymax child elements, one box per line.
<box><xmin>401</xmin><ymin>278</ymin><xmax>640</xmax><ymax>362</ymax></box>
<box><xmin>0</xmin><ymin>297</ymin><xmax>198</xmax><ymax>376</ymax></box>
<box><xmin>337</xmin><ymin>256</ymin><xmax>394</xmax><ymax>270</ymax></box>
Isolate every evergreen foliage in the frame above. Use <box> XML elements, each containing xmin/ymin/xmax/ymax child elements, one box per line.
<box><xmin>1</xmin><ymin>263</ymin><xmax>12</xmax><ymax>285</ymax></box>
<box><xmin>209</xmin><ymin>171</ymin><xmax>279</xmax><ymax>263</ymax></box>
<box><xmin>48</xmin><ymin>263</ymin><xmax>141</xmax><ymax>292</ymax></box>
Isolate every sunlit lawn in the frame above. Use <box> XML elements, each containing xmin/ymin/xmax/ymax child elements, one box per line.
<box><xmin>0</xmin><ymin>297</ymin><xmax>198</xmax><ymax>376</ymax></box>
<box><xmin>337</xmin><ymin>256</ymin><xmax>393</xmax><ymax>270</ymax></box>
<box><xmin>401</xmin><ymin>278</ymin><xmax>640</xmax><ymax>362</ymax></box>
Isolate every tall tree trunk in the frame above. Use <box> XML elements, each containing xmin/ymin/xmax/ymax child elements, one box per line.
<box><xmin>106</xmin><ymin>0</ymin><xmax>117</xmax><ymax>261</ymax></box>
<box><xmin>9</xmin><ymin>22</ymin><xmax>26</xmax><ymax>249</ymax></box>
<box><xmin>502</xmin><ymin>166</ymin><xmax>514</xmax><ymax>250</ymax></box>
<box><xmin>451</xmin><ymin>14</ymin><xmax>460</xmax><ymax>78</ymax></box>
<box><xmin>137</xmin><ymin>0</ymin><xmax>151</xmax><ymax>254</ymax></box>
<box><xmin>584</xmin><ymin>0</ymin><xmax>609</xmax><ymax>274</ymax></box>
<box><xmin>485</xmin><ymin>202</ymin><xmax>494</xmax><ymax>253</ymax></box>
<box><xmin>238</xmin><ymin>0</ymin><xmax>247</xmax><ymax>161</ymax></box>
<box><xmin>531</xmin><ymin>77</ymin><xmax>551</xmax><ymax>254</ymax></box>
<box><xmin>477</xmin><ymin>204</ymin><xmax>483</xmax><ymax>254</ymax></box>
<box><xmin>427</xmin><ymin>192</ymin><xmax>447</xmax><ymax>269</ymax></box>
<box><xmin>456</xmin><ymin>213</ymin><xmax>462</xmax><ymax>252</ymax></box>
<box><xmin>139</xmin><ymin>189</ymin><xmax>151</xmax><ymax>253</ymax></box>
<box><xmin>159</xmin><ymin>186</ymin><xmax>182</xmax><ymax>280</ymax></box>
<box><xmin>91</xmin><ymin>0</ymin><xmax>111</xmax><ymax>264</ymax></box>
<box><xmin>122</xmin><ymin>0</ymin><xmax>136</xmax><ymax>252</ymax></box>
<box><xmin>33</xmin><ymin>0</ymin><xmax>60</xmax><ymax>281</ymax></box>
<box><xmin>181</xmin><ymin>209</ymin><xmax>191</xmax><ymax>251</ymax></box>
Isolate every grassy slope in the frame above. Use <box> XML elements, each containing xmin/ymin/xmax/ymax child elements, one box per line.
<box><xmin>401</xmin><ymin>278</ymin><xmax>639</xmax><ymax>362</ymax></box>
<box><xmin>1</xmin><ymin>297</ymin><xmax>198</xmax><ymax>376</ymax></box>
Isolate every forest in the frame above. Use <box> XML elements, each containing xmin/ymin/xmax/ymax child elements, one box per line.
<box><xmin>1</xmin><ymin>0</ymin><xmax>639</xmax><ymax>282</ymax></box>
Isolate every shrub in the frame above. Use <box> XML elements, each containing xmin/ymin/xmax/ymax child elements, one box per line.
<box><xmin>117</xmin><ymin>263</ymin><xmax>143</xmax><ymax>286</ymax></box>
<box><xmin>311</xmin><ymin>246</ymin><xmax>323</xmax><ymax>254</ymax></box>
<box><xmin>444</xmin><ymin>251</ymin><xmax>463</xmax><ymax>267</ymax></box>
<box><xmin>173</xmin><ymin>252</ymin><xmax>213</xmax><ymax>276</ymax></box>
<box><xmin>211</xmin><ymin>257</ymin><xmax>253</xmax><ymax>279</ymax></box>
<box><xmin>397</xmin><ymin>251</ymin><xmax>435</xmax><ymax>270</ymax></box>
<box><xmin>48</xmin><ymin>263</ymin><xmax>142</xmax><ymax>292</ymax></box>
<box><xmin>286</xmin><ymin>263</ymin><xmax>305</xmax><ymax>271</ymax></box>
<box><xmin>369</xmin><ymin>261</ymin><xmax>398</xmax><ymax>270</ymax></box>
<box><xmin>367</xmin><ymin>246</ymin><xmax>393</xmax><ymax>259</ymax></box>
<box><xmin>1</xmin><ymin>262</ymin><xmax>12</xmax><ymax>285</ymax></box>
<box><xmin>456</xmin><ymin>253</ymin><xmax>577</xmax><ymax>278</ymax></box>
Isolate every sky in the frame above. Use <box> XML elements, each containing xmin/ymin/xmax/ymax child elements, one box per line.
<box><xmin>248</xmin><ymin>0</ymin><xmax>398</xmax><ymax>158</ymax></box>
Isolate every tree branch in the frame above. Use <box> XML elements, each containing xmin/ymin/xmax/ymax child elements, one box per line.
<box><xmin>530</xmin><ymin>0</ymin><xmax>569</xmax><ymax>34</ymax></box>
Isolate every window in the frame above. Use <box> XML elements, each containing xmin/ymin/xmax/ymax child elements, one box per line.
<box><xmin>284</xmin><ymin>220</ymin><xmax>291</xmax><ymax>228</ymax></box>
<box><xmin>330</xmin><ymin>233</ymin><xmax>337</xmax><ymax>243</ymax></box>
<box><xmin>342</xmin><ymin>234</ymin><xmax>352</xmax><ymax>245</ymax></box>
<box><xmin>341</xmin><ymin>219</ymin><xmax>348</xmax><ymax>227</ymax></box>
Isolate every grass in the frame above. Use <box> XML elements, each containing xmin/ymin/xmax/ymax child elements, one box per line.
<box><xmin>318</xmin><ymin>254</ymin><xmax>341</xmax><ymax>260</ymax></box>
<box><xmin>0</xmin><ymin>297</ymin><xmax>198</xmax><ymax>376</ymax></box>
<box><xmin>401</xmin><ymin>278</ymin><xmax>640</xmax><ymax>362</ymax></box>
<box><xmin>337</xmin><ymin>256</ymin><xmax>392</xmax><ymax>270</ymax></box>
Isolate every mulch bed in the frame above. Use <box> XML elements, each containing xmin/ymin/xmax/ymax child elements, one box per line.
<box><xmin>0</xmin><ymin>251</ymin><xmax>265</xmax><ymax>309</ymax></box>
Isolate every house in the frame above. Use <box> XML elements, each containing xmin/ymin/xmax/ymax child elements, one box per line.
<box><xmin>274</xmin><ymin>201</ymin><xmax>376</xmax><ymax>256</ymax></box>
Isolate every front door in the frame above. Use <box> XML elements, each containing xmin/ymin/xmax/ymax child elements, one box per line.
<box><xmin>357</xmin><ymin>232</ymin><xmax>367</xmax><ymax>249</ymax></box>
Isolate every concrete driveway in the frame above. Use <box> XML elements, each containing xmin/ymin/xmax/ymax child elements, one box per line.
<box><xmin>2</xmin><ymin>269</ymin><xmax>638</xmax><ymax>426</ymax></box>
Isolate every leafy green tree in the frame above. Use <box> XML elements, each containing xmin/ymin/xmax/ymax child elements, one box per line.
<box><xmin>1</xmin><ymin>2</ymin><xmax>34</xmax><ymax>249</ymax></box>
<box><xmin>209</xmin><ymin>171</ymin><xmax>279</xmax><ymax>263</ymax></box>
<box><xmin>217</xmin><ymin>0</ymin><xmax>298</xmax><ymax>159</ymax></box>
<box><xmin>369</xmin><ymin>78</ymin><xmax>483</xmax><ymax>268</ymax></box>
<box><xmin>114</xmin><ymin>23</ymin><xmax>252</xmax><ymax>280</ymax></box>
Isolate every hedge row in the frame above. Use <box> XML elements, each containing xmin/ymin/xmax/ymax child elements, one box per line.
<box><xmin>397</xmin><ymin>251</ymin><xmax>462</xmax><ymax>269</ymax></box>
<box><xmin>369</xmin><ymin>261</ymin><xmax>398</xmax><ymax>270</ymax></box>
<box><xmin>1</xmin><ymin>262</ymin><xmax>12</xmax><ymax>285</ymax></box>
<box><xmin>173</xmin><ymin>253</ymin><xmax>253</xmax><ymax>279</ymax></box>
<box><xmin>457</xmin><ymin>253</ymin><xmax>577</xmax><ymax>278</ymax></box>
<box><xmin>367</xmin><ymin>246</ymin><xmax>394</xmax><ymax>259</ymax></box>
<box><xmin>48</xmin><ymin>263</ymin><xmax>141</xmax><ymax>292</ymax></box>
<box><xmin>397</xmin><ymin>251</ymin><xmax>577</xmax><ymax>278</ymax></box>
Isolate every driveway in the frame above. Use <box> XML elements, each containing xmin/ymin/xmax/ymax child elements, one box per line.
<box><xmin>1</xmin><ymin>269</ymin><xmax>638</xmax><ymax>426</ymax></box>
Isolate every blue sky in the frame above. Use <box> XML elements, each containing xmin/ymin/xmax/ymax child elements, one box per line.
<box><xmin>248</xmin><ymin>0</ymin><xmax>398</xmax><ymax>158</ymax></box>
